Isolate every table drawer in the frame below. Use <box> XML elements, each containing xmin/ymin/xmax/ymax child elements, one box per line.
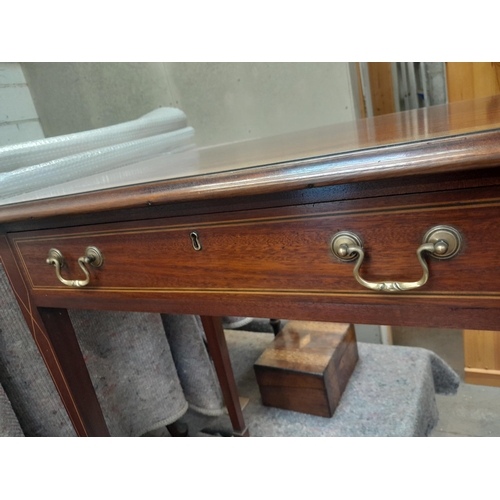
<box><xmin>10</xmin><ymin>197</ymin><xmax>500</xmax><ymax>297</ymax></box>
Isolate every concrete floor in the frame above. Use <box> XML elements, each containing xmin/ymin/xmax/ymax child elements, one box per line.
<box><xmin>392</xmin><ymin>326</ymin><xmax>500</xmax><ymax>437</ymax></box>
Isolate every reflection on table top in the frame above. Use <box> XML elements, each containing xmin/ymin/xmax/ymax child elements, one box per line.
<box><xmin>2</xmin><ymin>96</ymin><xmax>500</xmax><ymax>223</ymax></box>
<box><xmin>195</xmin><ymin>94</ymin><xmax>500</xmax><ymax>174</ymax></box>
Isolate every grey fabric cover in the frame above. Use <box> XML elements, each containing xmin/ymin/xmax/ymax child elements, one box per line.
<box><xmin>0</xmin><ymin>264</ymin><xmax>75</xmax><ymax>436</ymax></box>
<box><xmin>161</xmin><ymin>314</ymin><xmax>225</xmax><ymax>416</ymax></box>
<box><xmin>0</xmin><ymin>382</ymin><xmax>24</xmax><ymax>437</ymax></box>
<box><xmin>197</xmin><ymin>331</ymin><xmax>460</xmax><ymax>437</ymax></box>
<box><xmin>69</xmin><ymin>310</ymin><xmax>188</xmax><ymax>437</ymax></box>
<box><xmin>0</xmin><ymin>264</ymin><xmax>224</xmax><ymax>436</ymax></box>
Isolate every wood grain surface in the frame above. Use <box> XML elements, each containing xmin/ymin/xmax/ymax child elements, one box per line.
<box><xmin>2</xmin><ymin>96</ymin><xmax>500</xmax><ymax>223</ymax></box>
<box><xmin>4</xmin><ymin>96</ymin><xmax>500</xmax><ymax>435</ymax></box>
<box><xmin>463</xmin><ymin>329</ymin><xmax>500</xmax><ymax>387</ymax></box>
<box><xmin>368</xmin><ymin>62</ymin><xmax>395</xmax><ymax>116</ymax></box>
<box><xmin>5</xmin><ymin>165</ymin><xmax>500</xmax><ymax>235</ymax></box>
<box><xmin>7</xmin><ymin>181</ymin><xmax>500</xmax><ymax>330</ymax></box>
<box><xmin>200</xmin><ymin>316</ymin><xmax>248</xmax><ymax>436</ymax></box>
<box><xmin>447</xmin><ymin>63</ymin><xmax>500</xmax><ymax>102</ymax></box>
<box><xmin>464</xmin><ymin>329</ymin><xmax>500</xmax><ymax>371</ymax></box>
<box><xmin>0</xmin><ymin>234</ymin><xmax>109</xmax><ymax>437</ymax></box>
<box><xmin>254</xmin><ymin>321</ymin><xmax>358</xmax><ymax>417</ymax></box>
<box><xmin>12</xmin><ymin>185</ymin><xmax>500</xmax><ymax>300</ymax></box>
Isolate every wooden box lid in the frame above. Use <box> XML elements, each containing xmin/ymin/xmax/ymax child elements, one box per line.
<box><xmin>253</xmin><ymin>321</ymin><xmax>358</xmax><ymax>417</ymax></box>
<box><xmin>254</xmin><ymin>321</ymin><xmax>353</xmax><ymax>376</ymax></box>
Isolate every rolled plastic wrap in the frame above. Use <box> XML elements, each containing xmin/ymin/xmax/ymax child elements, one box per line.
<box><xmin>0</xmin><ymin>148</ymin><xmax>200</xmax><ymax>205</ymax></box>
<box><xmin>0</xmin><ymin>107</ymin><xmax>188</xmax><ymax>173</ymax></box>
<box><xmin>0</xmin><ymin>127</ymin><xmax>194</xmax><ymax>201</ymax></box>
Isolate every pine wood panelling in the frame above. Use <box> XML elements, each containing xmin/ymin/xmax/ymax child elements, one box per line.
<box><xmin>463</xmin><ymin>329</ymin><xmax>500</xmax><ymax>386</ymax></box>
<box><xmin>447</xmin><ymin>65</ymin><xmax>500</xmax><ymax>387</ymax></box>
<box><xmin>447</xmin><ymin>62</ymin><xmax>500</xmax><ymax>102</ymax></box>
<box><xmin>368</xmin><ymin>62</ymin><xmax>395</xmax><ymax>116</ymax></box>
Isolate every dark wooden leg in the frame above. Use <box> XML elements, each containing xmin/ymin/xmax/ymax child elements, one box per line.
<box><xmin>166</xmin><ymin>420</ymin><xmax>189</xmax><ymax>437</ymax></box>
<box><xmin>270</xmin><ymin>318</ymin><xmax>281</xmax><ymax>336</ymax></box>
<box><xmin>200</xmin><ymin>316</ymin><xmax>249</xmax><ymax>437</ymax></box>
<box><xmin>37</xmin><ymin>307</ymin><xmax>110</xmax><ymax>436</ymax></box>
<box><xmin>0</xmin><ymin>235</ymin><xmax>110</xmax><ymax>437</ymax></box>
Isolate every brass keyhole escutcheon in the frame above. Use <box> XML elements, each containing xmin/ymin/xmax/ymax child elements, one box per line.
<box><xmin>190</xmin><ymin>231</ymin><xmax>202</xmax><ymax>251</ymax></box>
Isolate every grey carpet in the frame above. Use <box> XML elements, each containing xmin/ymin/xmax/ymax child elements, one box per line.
<box><xmin>183</xmin><ymin>330</ymin><xmax>460</xmax><ymax>437</ymax></box>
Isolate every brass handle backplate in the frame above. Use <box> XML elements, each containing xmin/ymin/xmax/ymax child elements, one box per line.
<box><xmin>46</xmin><ymin>246</ymin><xmax>103</xmax><ymax>288</ymax></box>
<box><xmin>330</xmin><ymin>225</ymin><xmax>463</xmax><ymax>293</ymax></box>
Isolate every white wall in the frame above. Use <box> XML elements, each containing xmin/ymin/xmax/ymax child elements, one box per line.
<box><xmin>0</xmin><ymin>63</ymin><xmax>44</xmax><ymax>146</ymax></box>
<box><xmin>22</xmin><ymin>62</ymin><xmax>358</xmax><ymax>146</ymax></box>
<box><xmin>164</xmin><ymin>62</ymin><xmax>358</xmax><ymax>146</ymax></box>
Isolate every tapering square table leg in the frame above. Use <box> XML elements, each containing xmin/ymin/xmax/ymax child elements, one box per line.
<box><xmin>200</xmin><ymin>316</ymin><xmax>249</xmax><ymax>437</ymax></box>
<box><xmin>0</xmin><ymin>235</ymin><xmax>110</xmax><ymax>437</ymax></box>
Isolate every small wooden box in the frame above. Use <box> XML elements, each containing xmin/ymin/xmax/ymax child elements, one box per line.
<box><xmin>254</xmin><ymin>321</ymin><xmax>358</xmax><ymax>417</ymax></box>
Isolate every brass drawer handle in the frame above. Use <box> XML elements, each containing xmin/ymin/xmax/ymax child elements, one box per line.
<box><xmin>330</xmin><ymin>225</ymin><xmax>462</xmax><ymax>293</ymax></box>
<box><xmin>46</xmin><ymin>247</ymin><xmax>103</xmax><ymax>288</ymax></box>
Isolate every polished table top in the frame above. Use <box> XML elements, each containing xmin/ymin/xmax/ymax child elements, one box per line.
<box><xmin>2</xmin><ymin>96</ymin><xmax>500</xmax><ymax>223</ymax></box>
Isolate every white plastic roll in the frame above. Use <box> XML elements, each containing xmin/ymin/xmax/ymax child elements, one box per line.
<box><xmin>0</xmin><ymin>148</ymin><xmax>200</xmax><ymax>206</ymax></box>
<box><xmin>0</xmin><ymin>107</ymin><xmax>187</xmax><ymax>173</ymax></box>
<box><xmin>0</xmin><ymin>127</ymin><xmax>194</xmax><ymax>200</ymax></box>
